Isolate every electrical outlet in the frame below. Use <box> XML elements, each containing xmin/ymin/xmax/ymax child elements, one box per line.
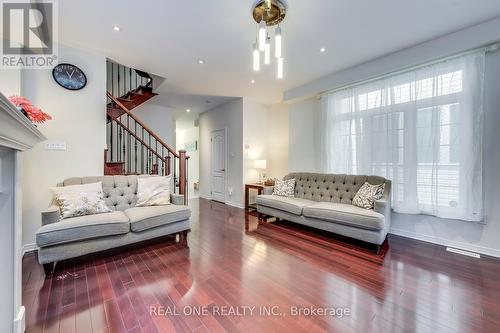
<box><xmin>228</xmin><ymin>187</ymin><xmax>233</xmax><ymax>196</ymax></box>
<box><xmin>44</xmin><ymin>141</ymin><xmax>67</xmax><ymax>151</ymax></box>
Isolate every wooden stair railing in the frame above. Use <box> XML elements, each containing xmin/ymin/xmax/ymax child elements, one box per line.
<box><xmin>105</xmin><ymin>91</ymin><xmax>189</xmax><ymax>204</ymax></box>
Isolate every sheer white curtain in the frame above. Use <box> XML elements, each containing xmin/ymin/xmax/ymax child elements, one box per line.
<box><xmin>320</xmin><ymin>51</ymin><xmax>485</xmax><ymax>221</ymax></box>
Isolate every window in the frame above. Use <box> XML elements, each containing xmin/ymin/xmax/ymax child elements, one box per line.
<box><xmin>320</xmin><ymin>52</ymin><xmax>484</xmax><ymax>221</ymax></box>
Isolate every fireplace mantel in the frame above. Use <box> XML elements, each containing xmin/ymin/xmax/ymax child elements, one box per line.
<box><xmin>0</xmin><ymin>93</ymin><xmax>45</xmax><ymax>151</ymax></box>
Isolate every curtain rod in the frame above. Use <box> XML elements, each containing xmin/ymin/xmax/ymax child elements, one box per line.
<box><xmin>319</xmin><ymin>42</ymin><xmax>499</xmax><ymax>97</ymax></box>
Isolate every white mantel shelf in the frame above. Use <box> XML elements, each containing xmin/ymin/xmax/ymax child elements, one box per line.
<box><xmin>0</xmin><ymin>92</ymin><xmax>46</xmax><ymax>151</ymax></box>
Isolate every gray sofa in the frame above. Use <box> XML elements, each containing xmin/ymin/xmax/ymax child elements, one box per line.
<box><xmin>256</xmin><ymin>173</ymin><xmax>391</xmax><ymax>249</ymax></box>
<box><xmin>36</xmin><ymin>175</ymin><xmax>190</xmax><ymax>274</ymax></box>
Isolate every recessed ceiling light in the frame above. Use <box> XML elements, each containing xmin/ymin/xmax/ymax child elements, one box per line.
<box><xmin>251</xmin><ymin>79</ymin><xmax>256</xmax><ymax>84</ymax></box>
<box><xmin>112</xmin><ymin>26</ymin><xmax>121</xmax><ymax>32</ymax></box>
<box><xmin>186</xmin><ymin>109</ymin><xmax>191</xmax><ymax>113</ymax></box>
<box><xmin>320</xmin><ymin>47</ymin><xmax>326</xmax><ymax>53</ymax></box>
<box><xmin>198</xmin><ymin>60</ymin><xmax>205</xmax><ymax>64</ymax></box>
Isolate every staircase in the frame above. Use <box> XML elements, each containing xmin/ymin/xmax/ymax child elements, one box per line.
<box><xmin>105</xmin><ymin>60</ymin><xmax>189</xmax><ymax>202</ymax></box>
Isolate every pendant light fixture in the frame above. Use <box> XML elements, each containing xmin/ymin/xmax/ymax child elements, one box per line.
<box><xmin>275</xmin><ymin>26</ymin><xmax>282</xmax><ymax>58</ymax></box>
<box><xmin>251</xmin><ymin>0</ymin><xmax>287</xmax><ymax>79</ymax></box>
<box><xmin>277</xmin><ymin>57</ymin><xmax>284</xmax><ymax>79</ymax></box>
<box><xmin>258</xmin><ymin>19</ymin><xmax>267</xmax><ymax>51</ymax></box>
<box><xmin>264</xmin><ymin>36</ymin><xmax>271</xmax><ymax>65</ymax></box>
<box><xmin>253</xmin><ymin>42</ymin><xmax>260</xmax><ymax>71</ymax></box>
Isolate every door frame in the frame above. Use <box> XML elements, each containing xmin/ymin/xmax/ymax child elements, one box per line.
<box><xmin>210</xmin><ymin>127</ymin><xmax>227</xmax><ymax>203</ymax></box>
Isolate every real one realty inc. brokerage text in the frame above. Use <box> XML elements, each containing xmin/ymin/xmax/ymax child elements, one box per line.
<box><xmin>150</xmin><ymin>305</ymin><xmax>351</xmax><ymax>318</ymax></box>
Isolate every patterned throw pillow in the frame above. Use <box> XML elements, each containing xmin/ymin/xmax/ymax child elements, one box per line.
<box><xmin>272</xmin><ymin>178</ymin><xmax>296</xmax><ymax>197</ymax></box>
<box><xmin>352</xmin><ymin>182</ymin><xmax>385</xmax><ymax>209</ymax></box>
<box><xmin>51</xmin><ymin>182</ymin><xmax>111</xmax><ymax>219</ymax></box>
<box><xmin>136</xmin><ymin>176</ymin><xmax>171</xmax><ymax>206</ymax></box>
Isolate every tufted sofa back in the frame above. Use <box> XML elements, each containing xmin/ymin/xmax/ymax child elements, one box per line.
<box><xmin>58</xmin><ymin>175</ymin><xmax>144</xmax><ymax>211</ymax></box>
<box><xmin>284</xmin><ymin>173</ymin><xmax>391</xmax><ymax>205</ymax></box>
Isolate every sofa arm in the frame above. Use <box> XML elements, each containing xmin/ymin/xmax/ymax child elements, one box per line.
<box><xmin>374</xmin><ymin>199</ymin><xmax>391</xmax><ymax>230</ymax></box>
<box><xmin>170</xmin><ymin>193</ymin><xmax>185</xmax><ymax>205</ymax></box>
<box><xmin>41</xmin><ymin>205</ymin><xmax>61</xmax><ymax>226</ymax></box>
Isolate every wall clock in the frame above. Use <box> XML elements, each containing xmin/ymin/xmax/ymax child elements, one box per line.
<box><xmin>52</xmin><ymin>63</ymin><xmax>87</xmax><ymax>90</ymax></box>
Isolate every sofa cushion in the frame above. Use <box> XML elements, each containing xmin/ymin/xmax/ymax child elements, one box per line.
<box><xmin>36</xmin><ymin>211</ymin><xmax>130</xmax><ymax>247</ymax></box>
<box><xmin>125</xmin><ymin>205</ymin><xmax>191</xmax><ymax>232</ymax></box>
<box><xmin>302</xmin><ymin>202</ymin><xmax>385</xmax><ymax>231</ymax></box>
<box><xmin>256</xmin><ymin>195</ymin><xmax>315</xmax><ymax>215</ymax></box>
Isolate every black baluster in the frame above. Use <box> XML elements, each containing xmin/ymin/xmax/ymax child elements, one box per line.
<box><xmin>161</xmin><ymin>147</ymin><xmax>164</xmax><ymax>175</ymax></box>
<box><xmin>110</xmin><ymin>120</ymin><xmax>113</xmax><ymax>160</ymax></box>
<box><xmin>118</xmin><ymin>126</ymin><xmax>122</xmax><ymax>162</ymax></box>
<box><xmin>123</xmin><ymin>65</ymin><xmax>126</xmax><ymax>96</ymax></box>
<box><xmin>141</xmin><ymin>128</ymin><xmax>144</xmax><ymax>174</ymax></box>
<box><xmin>117</xmin><ymin>65</ymin><xmax>121</xmax><ymax>97</ymax></box>
<box><xmin>122</xmin><ymin>130</ymin><xmax>126</xmax><ymax>170</ymax></box>
<box><xmin>111</xmin><ymin>63</ymin><xmax>115</xmax><ymax>96</ymax></box>
<box><xmin>174</xmin><ymin>157</ymin><xmax>177</xmax><ymax>193</ymax></box>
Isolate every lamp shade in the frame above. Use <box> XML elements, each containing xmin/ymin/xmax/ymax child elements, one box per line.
<box><xmin>254</xmin><ymin>159</ymin><xmax>267</xmax><ymax>169</ymax></box>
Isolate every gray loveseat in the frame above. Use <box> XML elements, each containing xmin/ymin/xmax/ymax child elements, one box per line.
<box><xmin>256</xmin><ymin>173</ymin><xmax>391</xmax><ymax>250</ymax></box>
<box><xmin>36</xmin><ymin>175</ymin><xmax>190</xmax><ymax>274</ymax></box>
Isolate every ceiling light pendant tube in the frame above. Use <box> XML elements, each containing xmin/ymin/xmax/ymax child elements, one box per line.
<box><xmin>253</xmin><ymin>42</ymin><xmax>260</xmax><ymax>71</ymax></box>
<box><xmin>264</xmin><ymin>36</ymin><xmax>271</xmax><ymax>65</ymax></box>
<box><xmin>275</xmin><ymin>26</ymin><xmax>282</xmax><ymax>58</ymax></box>
<box><xmin>277</xmin><ymin>57</ymin><xmax>284</xmax><ymax>79</ymax></box>
<box><xmin>258</xmin><ymin>19</ymin><xmax>267</xmax><ymax>51</ymax></box>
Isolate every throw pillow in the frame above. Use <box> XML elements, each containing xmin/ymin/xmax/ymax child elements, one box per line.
<box><xmin>51</xmin><ymin>182</ymin><xmax>111</xmax><ymax>219</ymax></box>
<box><xmin>136</xmin><ymin>176</ymin><xmax>171</xmax><ymax>206</ymax></box>
<box><xmin>272</xmin><ymin>178</ymin><xmax>296</xmax><ymax>197</ymax></box>
<box><xmin>352</xmin><ymin>182</ymin><xmax>385</xmax><ymax>209</ymax></box>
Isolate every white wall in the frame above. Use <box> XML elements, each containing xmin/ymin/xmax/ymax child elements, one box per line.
<box><xmin>21</xmin><ymin>44</ymin><xmax>106</xmax><ymax>247</ymax></box>
<box><xmin>132</xmin><ymin>102</ymin><xmax>175</xmax><ymax>146</ymax></box>
<box><xmin>267</xmin><ymin>103</ymin><xmax>289</xmax><ymax>179</ymax></box>
<box><xmin>242</xmin><ymin>99</ymin><xmax>269</xmax><ymax>184</ymax></box>
<box><xmin>0</xmin><ymin>68</ymin><xmax>21</xmax><ymax>96</ymax></box>
<box><xmin>284</xmin><ymin>20</ymin><xmax>500</xmax><ymax>257</ymax></box>
<box><xmin>176</xmin><ymin>119</ymin><xmax>199</xmax><ymax>197</ymax></box>
<box><xmin>199</xmin><ymin>98</ymin><xmax>244</xmax><ymax>207</ymax></box>
<box><xmin>288</xmin><ymin>98</ymin><xmax>321</xmax><ymax>173</ymax></box>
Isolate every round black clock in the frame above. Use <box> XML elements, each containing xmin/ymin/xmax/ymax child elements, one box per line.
<box><xmin>52</xmin><ymin>63</ymin><xmax>87</xmax><ymax>90</ymax></box>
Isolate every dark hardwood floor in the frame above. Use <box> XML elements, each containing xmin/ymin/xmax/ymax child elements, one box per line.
<box><xmin>23</xmin><ymin>198</ymin><xmax>500</xmax><ymax>333</ymax></box>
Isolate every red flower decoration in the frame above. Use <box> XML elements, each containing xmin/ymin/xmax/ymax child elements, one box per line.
<box><xmin>8</xmin><ymin>95</ymin><xmax>52</xmax><ymax>123</ymax></box>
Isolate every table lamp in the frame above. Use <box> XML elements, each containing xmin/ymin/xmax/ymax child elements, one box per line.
<box><xmin>254</xmin><ymin>159</ymin><xmax>267</xmax><ymax>184</ymax></box>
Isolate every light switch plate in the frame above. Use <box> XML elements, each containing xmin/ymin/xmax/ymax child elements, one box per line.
<box><xmin>44</xmin><ymin>141</ymin><xmax>67</xmax><ymax>151</ymax></box>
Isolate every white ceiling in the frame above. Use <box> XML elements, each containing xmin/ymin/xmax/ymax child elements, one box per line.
<box><xmin>149</xmin><ymin>92</ymin><xmax>237</xmax><ymax>119</ymax></box>
<box><xmin>60</xmin><ymin>0</ymin><xmax>500</xmax><ymax>105</ymax></box>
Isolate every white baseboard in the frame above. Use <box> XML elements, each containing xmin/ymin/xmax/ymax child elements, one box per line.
<box><xmin>226</xmin><ymin>201</ymin><xmax>244</xmax><ymax>209</ymax></box>
<box><xmin>22</xmin><ymin>243</ymin><xmax>36</xmax><ymax>256</ymax></box>
<box><xmin>13</xmin><ymin>306</ymin><xmax>25</xmax><ymax>333</ymax></box>
<box><xmin>198</xmin><ymin>195</ymin><xmax>244</xmax><ymax>209</ymax></box>
<box><xmin>390</xmin><ymin>228</ymin><xmax>500</xmax><ymax>259</ymax></box>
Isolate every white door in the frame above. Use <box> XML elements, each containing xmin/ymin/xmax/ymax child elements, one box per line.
<box><xmin>211</xmin><ymin>129</ymin><xmax>226</xmax><ymax>203</ymax></box>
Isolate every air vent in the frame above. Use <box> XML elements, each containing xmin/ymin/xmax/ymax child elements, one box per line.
<box><xmin>446</xmin><ymin>247</ymin><xmax>480</xmax><ymax>258</ymax></box>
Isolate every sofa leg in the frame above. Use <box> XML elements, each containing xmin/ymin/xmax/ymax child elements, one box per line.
<box><xmin>43</xmin><ymin>263</ymin><xmax>54</xmax><ymax>276</ymax></box>
<box><xmin>179</xmin><ymin>230</ymin><xmax>189</xmax><ymax>246</ymax></box>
